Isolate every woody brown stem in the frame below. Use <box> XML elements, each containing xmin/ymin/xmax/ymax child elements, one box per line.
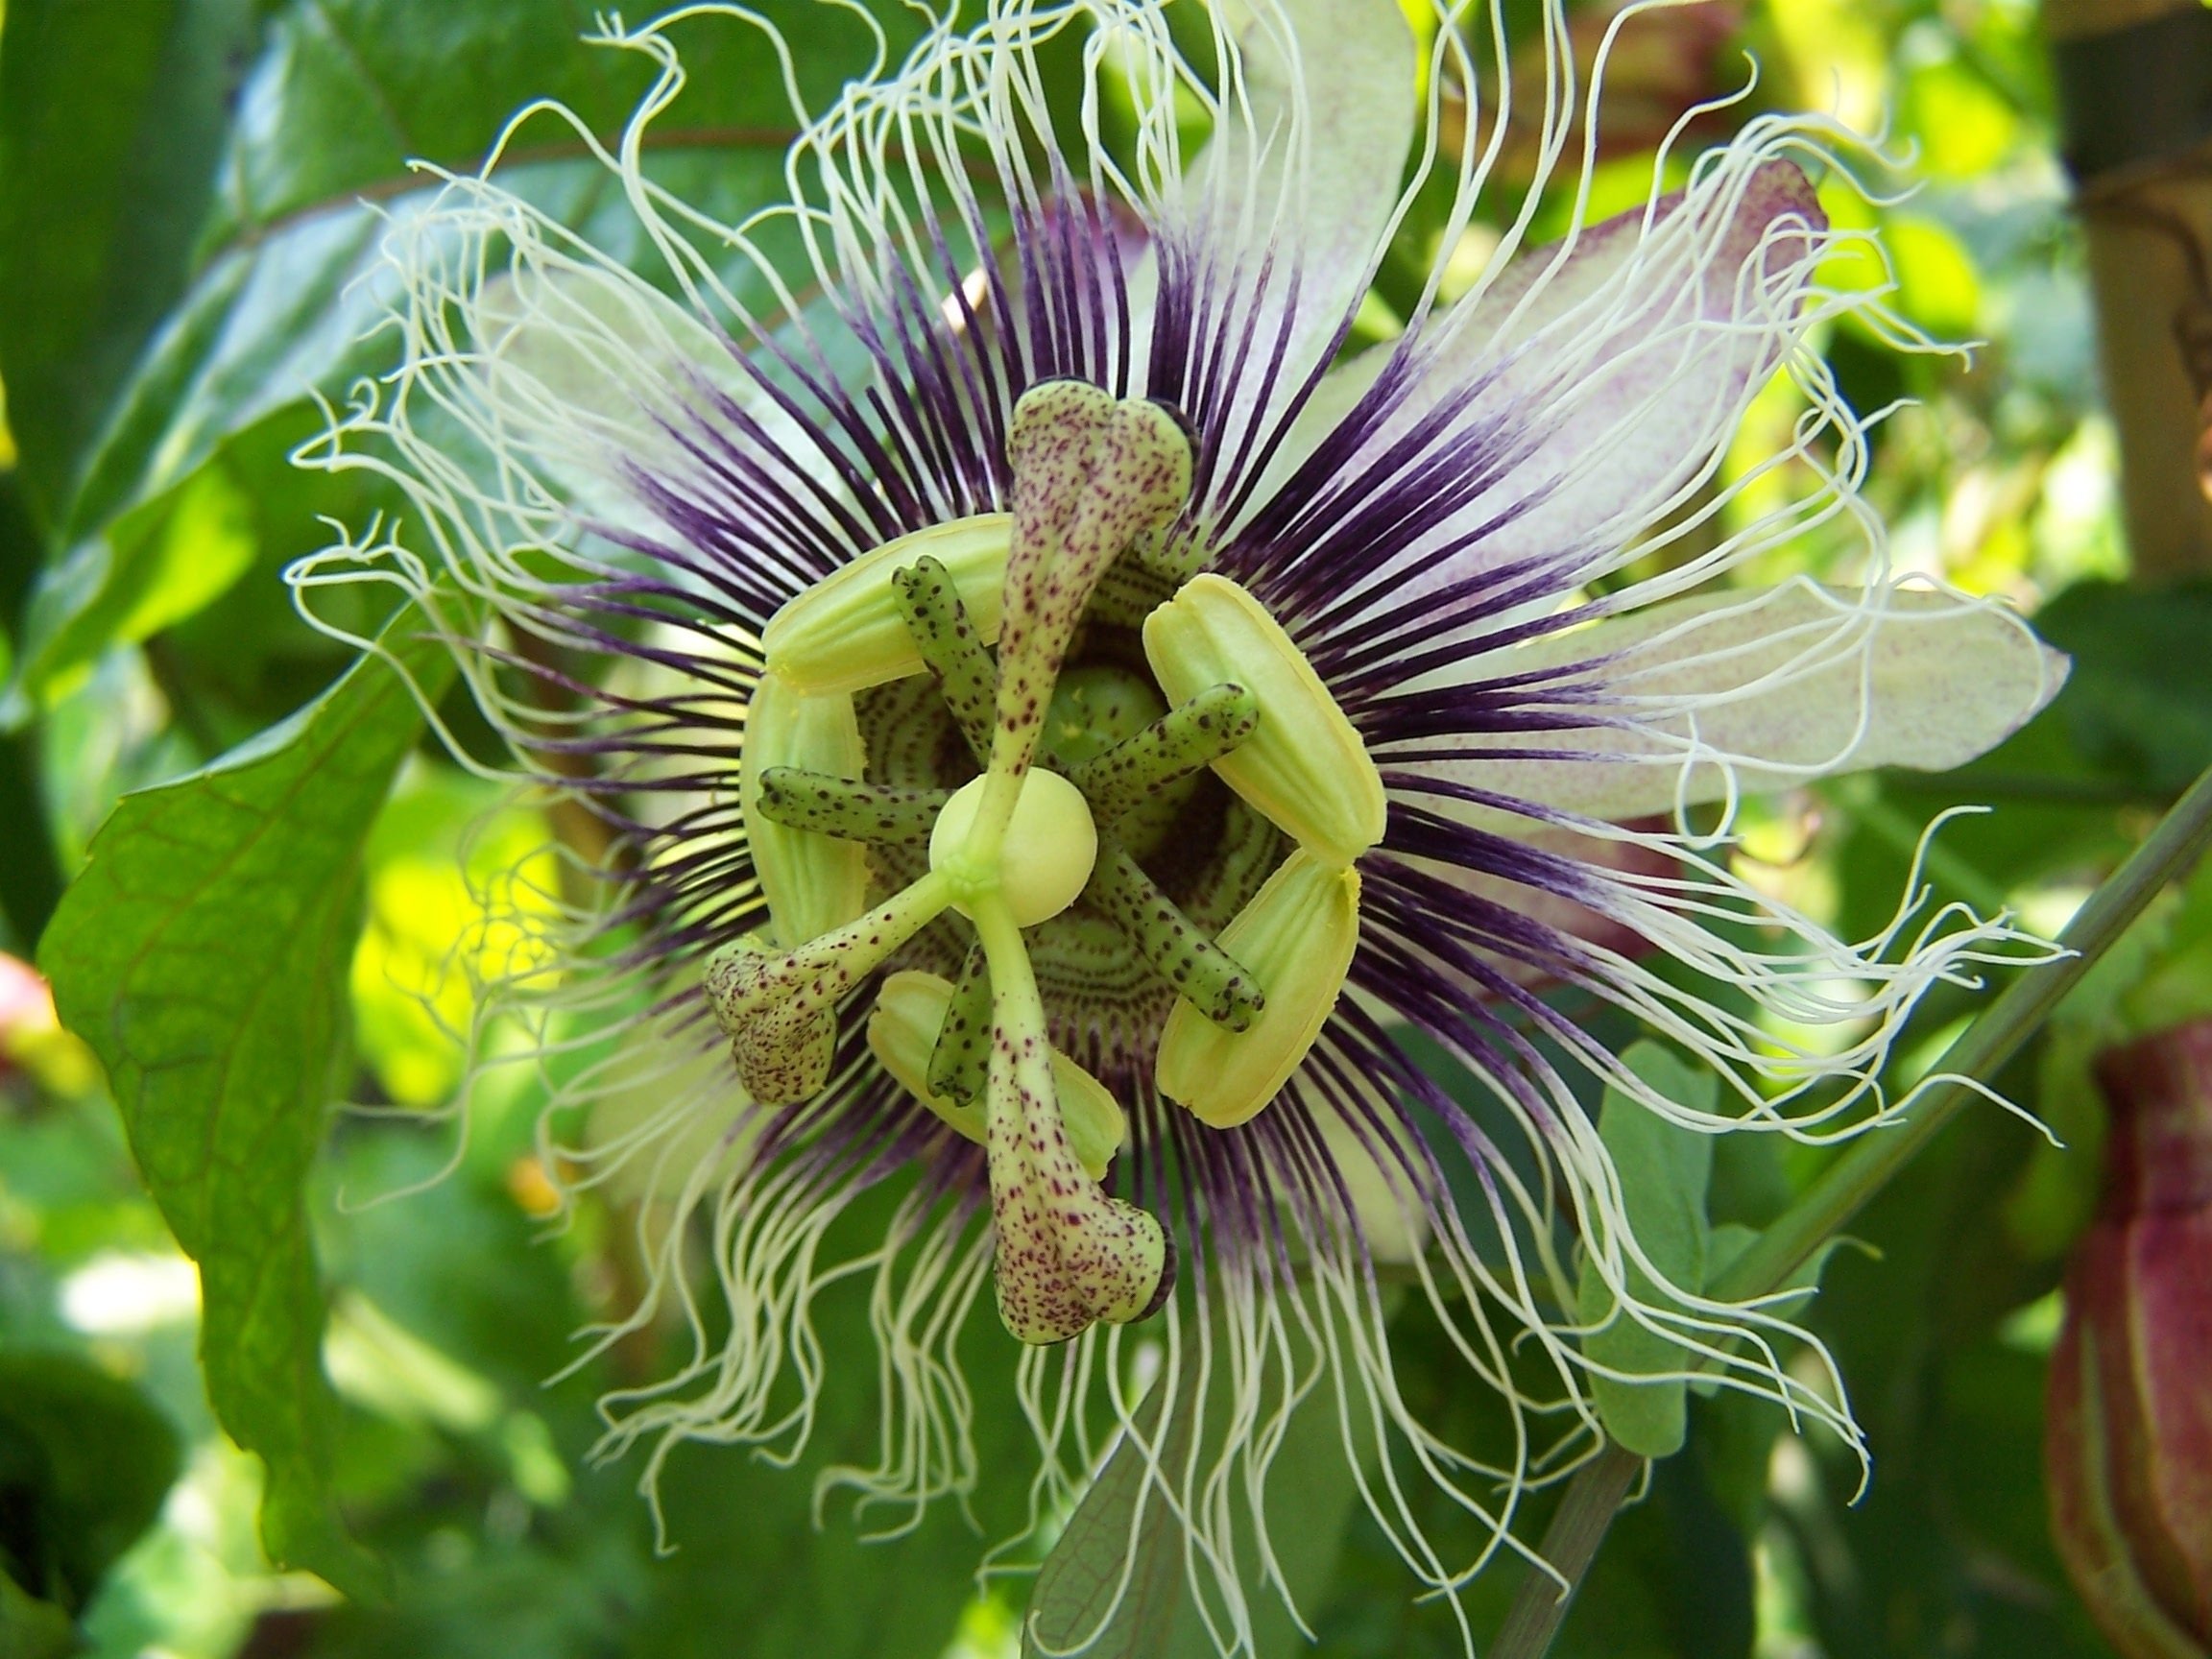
<box><xmin>2049</xmin><ymin>0</ymin><xmax>2212</xmax><ymax>580</ymax></box>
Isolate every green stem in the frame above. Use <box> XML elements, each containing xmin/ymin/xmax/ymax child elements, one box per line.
<box><xmin>1497</xmin><ymin>757</ymin><xmax>2212</xmax><ymax>1659</ymax></box>
<box><xmin>1489</xmin><ymin>1444</ymin><xmax>1646</xmax><ymax>1659</ymax></box>
<box><xmin>1710</xmin><ymin>757</ymin><xmax>2212</xmax><ymax>1305</ymax></box>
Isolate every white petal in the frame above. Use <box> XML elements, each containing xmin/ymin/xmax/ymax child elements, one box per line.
<box><xmin>475</xmin><ymin>257</ymin><xmax>841</xmax><ymax>534</ymax></box>
<box><xmin>1229</xmin><ymin>0</ymin><xmax>1418</xmax><ymax>355</ymax></box>
<box><xmin>1159</xmin><ymin>0</ymin><xmax>1417</xmax><ymax>397</ymax></box>
<box><xmin>1411</xmin><ymin>580</ymin><xmax>2071</xmax><ymax>825</ymax></box>
<box><xmin>1457</xmin><ymin>162</ymin><xmax>1822</xmax><ymax>573</ymax></box>
<box><xmin>1296</xmin><ymin>158</ymin><xmax>1829</xmax><ymax>609</ymax></box>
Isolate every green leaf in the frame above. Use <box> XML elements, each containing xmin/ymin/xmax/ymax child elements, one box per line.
<box><xmin>1575</xmin><ymin>1042</ymin><xmax>1718</xmax><ymax>1459</ymax></box>
<box><xmin>11</xmin><ymin>0</ymin><xmax>933</xmax><ymax>709</ymax></box>
<box><xmin>9</xmin><ymin>459</ymin><xmax>259</xmax><ymax>709</ymax></box>
<box><xmin>1024</xmin><ymin>1369</ymin><xmax>1191</xmax><ymax>1659</ymax></box>
<box><xmin>0</xmin><ymin>0</ymin><xmax>258</xmax><ymax>527</ymax></box>
<box><xmin>2035</xmin><ymin>580</ymin><xmax>2212</xmax><ymax>797</ymax></box>
<box><xmin>1565</xmin><ymin>1431</ymin><xmax>1758</xmax><ymax>1659</ymax></box>
<box><xmin>0</xmin><ymin>1351</ymin><xmax>181</xmax><ymax>1613</ymax></box>
<box><xmin>0</xmin><ymin>1575</ymin><xmax>78</xmax><ymax>1659</ymax></box>
<box><xmin>0</xmin><ymin>720</ymin><xmax>63</xmax><ymax>950</ymax></box>
<box><xmin>6</xmin><ymin>407</ymin><xmax>399</xmax><ymax>735</ymax></box>
<box><xmin>40</xmin><ymin>606</ymin><xmax>454</xmax><ymax>1598</ymax></box>
<box><xmin>1025</xmin><ymin>1307</ymin><xmax>1384</xmax><ymax>1658</ymax></box>
<box><xmin>63</xmin><ymin>1</ymin><xmax>902</xmax><ymax>524</ymax></box>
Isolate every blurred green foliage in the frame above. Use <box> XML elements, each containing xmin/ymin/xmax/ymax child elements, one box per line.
<box><xmin>0</xmin><ymin>0</ymin><xmax>2203</xmax><ymax>1653</ymax></box>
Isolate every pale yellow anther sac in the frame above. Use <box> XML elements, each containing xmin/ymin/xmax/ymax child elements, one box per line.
<box><xmin>742</xmin><ymin>671</ymin><xmax>869</xmax><ymax>947</ymax></box>
<box><xmin>759</xmin><ymin>517</ymin><xmax>1013</xmax><ymax>697</ymax></box>
<box><xmin>868</xmin><ymin>972</ymin><xmax>1126</xmax><ymax>1179</ymax></box>
<box><xmin>1143</xmin><ymin>573</ymin><xmax>1385</xmax><ymax>868</ymax></box>
<box><xmin>1156</xmin><ymin>849</ymin><xmax>1361</xmax><ymax>1127</ymax></box>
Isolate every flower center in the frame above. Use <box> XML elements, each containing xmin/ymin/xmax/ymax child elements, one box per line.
<box><xmin>709</xmin><ymin>379</ymin><xmax>1388</xmax><ymax>1345</ymax></box>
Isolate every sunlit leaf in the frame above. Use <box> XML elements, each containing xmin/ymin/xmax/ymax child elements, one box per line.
<box><xmin>349</xmin><ymin>770</ymin><xmax>560</xmax><ymax>1108</ymax></box>
<box><xmin>40</xmin><ymin>606</ymin><xmax>454</xmax><ymax>1596</ymax></box>
<box><xmin>0</xmin><ymin>1577</ymin><xmax>77</xmax><ymax>1659</ymax></box>
<box><xmin>9</xmin><ymin>461</ymin><xmax>257</xmax><ymax>709</ymax></box>
<box><xmin>1904</xmin><ymin>60</ymin><xmax>2020</xmax><ymax>180</ymax></box>
<box><xmin>1886</xmin><ymin>215</ymin><xmax>1983</xmax><ymax>339</ymax></box>
<box><xmin>0</xmin><ymin>0</ymin><xmax>257</xmax><ymax>527</ymax></box>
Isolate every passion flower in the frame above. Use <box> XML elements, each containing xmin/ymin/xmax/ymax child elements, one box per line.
<box><xmin>296</xmin><ymin>0</ymin><xmax>2067</xmax><ymax>1645</ymax></box>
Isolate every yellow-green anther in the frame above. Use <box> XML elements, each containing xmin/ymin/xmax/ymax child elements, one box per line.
<box><xmin>755</xmin><ymin>767</ymin><xmax>948</xmax><ymax>846</ymax></box>
<box><xmin>1155</xmin><ymin>850</ymin><xmax>1361</xmax><ymax>1128</ymax></box>
<box><xmin>743</xmin><ymin>670</ymin><xmax>869</xmax><ymax>947</ymax></box>
<box><xmin>1082</xmin><ymin>840</ymin><xmax>1264</xmax><ymax>1031</ymax></box>
<box><xmin>891</xmin><ymin>555</ymin><xmax>996</xmax><ymax>764</ymax></box>
<box><xmin>926</xmin><ymin>943</ymin><xmax>993</xmax><ymax>1107</ymax></box>
<box><xmin>870</xmin><ymin>971</ymin><xmax>988</xmax><ymax>1143</ymax></box>
<box><xmin>705</xmin><ymin>872</ymin><xmax>953</xmax><ymax>1104</ymax></box>
<box><xmin>985</xmin><ymin>383</ymin><xmax>1194</xmax><ymax>806</ymax></box>
<box><xmin>759</xmin><ymin>516</ymin><xmax>1012</xmax><ymax>697</ymax></box>
<box><xmin>974</xmin><ymin>897</ymin><xmax>1167</xmax><ymax>1344</ymax></box>
<box><xmin>870</xmin><ymin>971</ymin><xmax>1125</xmax><ymax>1180</ymax></box>
<box><xmin>1143</xmin><ymin>574</ymin><xmax>1385</xmax><ymax>869</ymax></box>
<box><xmin>1069</xmin><ymin>681</ymin><xmax>1260</xmax><ymax>828</ymax></box>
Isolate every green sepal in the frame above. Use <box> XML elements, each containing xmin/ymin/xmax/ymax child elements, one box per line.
<box><xmin>1574</xmin><ymin>1041</ymin><xmax>1718</xmax><ymax>1459</ymax></box>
